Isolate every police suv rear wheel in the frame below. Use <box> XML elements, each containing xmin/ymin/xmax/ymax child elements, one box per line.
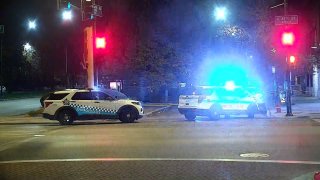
<box><xmin>248</xmin><ymin>113</ymin><xmax>255</xmax><ymax>118</ymax></box>
<box><xmin>57</xmin><ymin>109</ymin><xmax>74</xmax><ymax>125</ymax></box>
<box><xmin>247</xmin><ymin>104</ymin><xmax>257</xmax><ymax>119</ymax></box>
<box><xmin>119</xmin><ymin>107</ymin><xmax>137</xmax><ymax>123</ymax></box>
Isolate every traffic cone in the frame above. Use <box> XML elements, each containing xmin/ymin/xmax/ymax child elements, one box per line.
<box><xmin>314</xmin><ymin>172</ymin><xmax>320</xmax><ymax>180</ymax></box>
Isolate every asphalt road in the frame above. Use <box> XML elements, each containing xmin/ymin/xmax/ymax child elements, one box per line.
<box><xmin>1</xmin><ymin>107</ymin><xmax>320</xmax><ymax>180</ymax></box>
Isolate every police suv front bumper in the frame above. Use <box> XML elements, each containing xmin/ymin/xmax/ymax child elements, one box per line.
<box><xmin>42</xmin><ymin>113</ymin><xmax>55</xmax><ymax>120</ymax></box>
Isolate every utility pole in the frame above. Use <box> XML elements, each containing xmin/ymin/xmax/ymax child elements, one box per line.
<box><xmin>81</xmin><ymin>0</ymin><xmax>102</xmax><ymax>89</ymax></box>
<box><xmin>84</xmin><ymin>26</ymin><xmax>94</xmax><ymax>89</ymax></box>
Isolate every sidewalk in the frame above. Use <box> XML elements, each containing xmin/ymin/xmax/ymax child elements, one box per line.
<box><xmin>269</xmin><ymin>96</ymin><xmax>320</xmax><ymax>119</ymax></box>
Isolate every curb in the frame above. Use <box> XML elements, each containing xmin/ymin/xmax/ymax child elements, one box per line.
<box><xmin>143</xmin><ymin>103</ymin><xmax>178</xmax><ymax>107</ymax></box>
<box><xmin>144</xmin><ymin>105</ymin><xmax>174</xmax><ymax>117</ymax></box>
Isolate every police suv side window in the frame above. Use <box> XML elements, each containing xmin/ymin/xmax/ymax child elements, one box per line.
<box><xmin>47</xmin><ymin>93</ymin><xmax>69</xmax><ymax>100</ymax></box>
<box><xmin>71</xmin><ymin>92</ymin><xmax>94</xmax><ymax>100</ymax></box>
<box><xmin>93</xmin><ymin>92</ymin><xmax>113</xmax><ymax>100</ymax></box>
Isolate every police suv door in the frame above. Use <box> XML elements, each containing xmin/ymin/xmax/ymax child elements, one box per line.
<box><xmin>70</xmin><ymin>92</ymin><xmax>98</xmax><ymax>116</ymax></box>
<box><xmin>92</xmin><ymin>91</ymin><xmax>117</xmax><ymax>116</ymax></box>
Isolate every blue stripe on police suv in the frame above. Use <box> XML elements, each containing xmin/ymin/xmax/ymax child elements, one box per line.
<box><xmin>70</xmin><ymin>103</ymin><xmax>116</xmax><ymax>116</ymax></box>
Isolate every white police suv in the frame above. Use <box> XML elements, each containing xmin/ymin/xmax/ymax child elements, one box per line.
<box><xmin>178</xmin><ymin>82</ymin><xmax>267</xmax><ymax>120</ymax></box>
<box><xmin>42</xmin><ymin>89</ymin><xmax>143</xmax><ymax>125</ymax></box>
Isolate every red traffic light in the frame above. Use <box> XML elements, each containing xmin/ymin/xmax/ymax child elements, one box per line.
<box><xmin>289</xmin><ymin>55</ymin><xmax>295</xmax><ymax>63</ymax></box>
<box><xmin>95</xmin><ymin>37</ymin><xmax>106</xmax><ymax>49</ymax></box>
<box><xmin>281</xmin><ymin>32</ymin><xmax>295</xmax><ymax>46</ymax></box>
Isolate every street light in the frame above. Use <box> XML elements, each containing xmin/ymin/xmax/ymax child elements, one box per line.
<box><xmin>23</xmin><ymin>42</ymin><xmax>32</xmax><ymax>52</ymax></box>
<box><xmin>214</xmin><ymin>7</ymin><xmax>227</xmax><ymax>21</ymax></box>
<box><xmin>28</xmin><ymin>20</ymin><xmax>36</xmax><ymax>30</ymax></box>
<box><xmin>62</xmin><ymin>10</ymin><xmax>73</xmax><ymax>21</ymax></box>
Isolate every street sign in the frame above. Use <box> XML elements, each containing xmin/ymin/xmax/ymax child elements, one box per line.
<box><xmin>275</xmin><ymin>15</ymin><xmax>298</xmax><ymax>25</ymax></box>
<box><xmin>92</xmin><ymin>5</ymin><xmax>102</xmax><ymax>17</ymax></box>
<box><xmin>0</xmin><ymin>25</ymin><xmax>4</xmax><ymax>34</ymax></box>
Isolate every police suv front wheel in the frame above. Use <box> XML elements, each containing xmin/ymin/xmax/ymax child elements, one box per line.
<box><xmin>119</xmin><ymin>107</ymin><xmax>138</xmax><ymax>123</ymax></box>
<box><xmin>57</xmin><ymin>109</ymin><xmax>75</xmax><ymax>125</ymax></box>
<box><xmin>184</xmin><ymin>112</ymin><xmax>196</xmax><ymax>121</ymax></box>
<box><xmin>209</xmin><ymin>106</ymin><xmax>220</xmax><ymax>120</ymax></box>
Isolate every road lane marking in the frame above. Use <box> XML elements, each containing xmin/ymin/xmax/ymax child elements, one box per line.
<box><xmin>33</xmin><ymin>134</ymin><xmax>45</xmax><ymax>137</ymax></box>
<box><xmin>312</xmin><ymin>119</ymin><xmax>320</xmax><ymax>123</ymax></box>
<box><xmin>1</xmin><ymin>158</ymin><xmax>320</xmax><ymax>165</ymax></box>
<box><xmin>240</xmin><ymin>153</ymin><xmax>269</xmax><ymax>158</ymax></box>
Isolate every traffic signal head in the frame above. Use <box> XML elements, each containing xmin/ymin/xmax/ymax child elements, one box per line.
<box><xmin>95</xmin><ymin>37</ymin><xmax>106</xmax><ymax>49</ymax></box>
<box><xmin>281</xmin><ymin>32</ymin><xmax>295</xmax><ymax>46</ymax></box>
<box><xmin>59</xmin><ymin>0</ymin><xmax>71</xmax><ymax>9</ymax></box>
<box><xmin>289</xmin><ymin>55</ymin><xmax>295</xmax><ymax>63</ymax></box>
<box><xmin>82</xmin><ymin>0</ymin><xmax>94</xmax><ymax>20</ymax></box>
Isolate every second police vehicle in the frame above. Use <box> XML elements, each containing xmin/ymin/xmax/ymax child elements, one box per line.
<box><xmin>178</xmin><ymin>81</ymin><xmax>267</xmax><ymax>120</ymax></box>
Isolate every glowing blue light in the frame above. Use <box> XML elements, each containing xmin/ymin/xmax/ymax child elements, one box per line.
<box><xmin>205</xmin><ymin>64</ymin><xmax>248</xmax><ymax>86</ymax></box>
<box><xmin>214</xmin><ymin>7</ymin><xmax>227</xmax><ymax>21</ymax></box>
<box><xmin>224</xmin><ymin>81</ymin><xmax>236</xmax><ymax>91</ymax></box>
<box><xmin>195</xmin><ymin>55</ymin><xmax>264</xmax><ymax>93</ymax></box>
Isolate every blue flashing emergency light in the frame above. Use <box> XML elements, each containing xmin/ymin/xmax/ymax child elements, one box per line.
<box><xmin>224</xmin><ymin>81</ymin><xmax>236</xmax><ymax>91</ymax></box>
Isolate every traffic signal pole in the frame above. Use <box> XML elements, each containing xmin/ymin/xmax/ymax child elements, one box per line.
<box><xmin>271</xmin><ymin>0</ymin><xmax>294</xmax><ymax>116</ymax></box>
<box><xmin>283</xmin><ymin>0</ymin><xmax>293</xmax><ymax>116</ymax></box>
<box><xmin>286</xmin><ymin>56</ymin><xmax>293</xmax><ymax>116</ymax></box>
